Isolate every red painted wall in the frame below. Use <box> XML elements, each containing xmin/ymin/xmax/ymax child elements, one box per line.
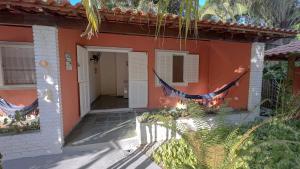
<box><xmin>0</xmin><ymin>25</ymin><xmax>33</xmax><ymax>42</ymax></box>
<box><xmin>58</xmin><ymin>28</ymin><xmax>82</xmax><ymax>136</ymax></box>
<box><xmin>0</xmin><ymin>26</ymin><xmax>252</xmax><ymax>137</ymax></box>
<box><xmin>0</xmin><ymin>26</ymin><xmax>37</xmax><ymax>108</ymax></box>
<box><xmin>79</xmin><ymin>34</ymin><xmax>210</xmax><ymax>109</ymax></box>
<box><xmin>208</xmin><ymin>41</ymin><xmax>251</xmax><ymax>109</ymax></box>
<box><xmin>58</xmin><ymin>28</ymin><xmax>251</xmax><ymax>136</ymax></box>
<box><xmin>294</xmin><ymin>67</ymin><xmax>300</xmax><ymax>95</ymax></box>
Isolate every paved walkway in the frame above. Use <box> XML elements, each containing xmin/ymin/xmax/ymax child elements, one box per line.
<box><xmin>65</xmin><ymin>112</ymin><xmax>136</xmax><ymax>147</ymax></box>
<box><xmin>3</xmin><ymin>143</ymin><xmax>161</xmax><ymax>169</ymax></box>
<box><xmin>4</xmin><ymin>110</ymin><xmax>161</xmax><ymax>169</ymax></box>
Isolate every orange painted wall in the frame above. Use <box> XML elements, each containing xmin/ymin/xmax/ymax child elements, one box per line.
<box><xmin>0</xmin><ymin>25</ymin><xmax>33</xmax><ymax>42</ymax></box>
<box><xmin>58</xmin><ymin>28</ymin><xmax>252</xmax><ymax>136</ymax></box>
<box><xmin>58</xmin><ymin>28</ymin><xmax>82</xmax><ymax>136</ymax></box>
<box><xmin>0</xmin><ymin>26</ymin><xmax>37</xmax><ymax>106</ymax></box>
<box><xmin>294</xmin><ymin>67</ymin><xmax>300</xmax><ymax>95</ymax></box>
<box><xmin>0</xmin><ymin>26</ymin><xmax>251</xmax><ymax>136</ymax></box>
<box><xmin>79</xmin><ymin>34</ymin><xmax>210</xmax><ymax>109</ymax></box>
<box><xmin>208</xmin><ymin>41</ymin><xmax>251</xmax><ymax>109</ymax></box>
<box><xmin>58</xmin><ymin>28</ymin><xmax>210</xmax><ymax>136</ymax></box>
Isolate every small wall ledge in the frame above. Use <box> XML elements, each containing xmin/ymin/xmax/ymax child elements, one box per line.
<box><xmin>136</xmin><ymin>111</ymin><xmax>262</xmax><ymax>145</ymax></box>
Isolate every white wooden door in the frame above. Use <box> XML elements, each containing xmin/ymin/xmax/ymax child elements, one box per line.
<box><xmin>77</xmin><ymin>45</ymin><xmax>90</xmax><ymax>117</ymax></box>
<box><xmin>128</xmin><ymin>52</ymin><xmax>148</xmax><ymax>108</ymax></box>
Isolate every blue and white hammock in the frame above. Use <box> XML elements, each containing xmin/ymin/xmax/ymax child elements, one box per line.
<box><xmin>0</xmin><ymin>98</ymin><xmax>38</xmax><ymax>117</ymax></box>
<box><xmin>154</xmin><ymin>70</ymin><xmax>248</xmax><ymax>105</ymax></box>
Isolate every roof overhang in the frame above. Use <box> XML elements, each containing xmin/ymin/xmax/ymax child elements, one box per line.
<box><xmin>265</xmin><ymin>54</ymin><xmax>300</xmax><ymax>61</ymax></box>
<box><xmin>0</xmin><ymin>0</ymin><xmax>298</xmax><ymax>42</ymax></box>
<box><xmin>265</xmin><ymin>41</ymin><xmax>300</xmax><ymax>61</ymax></box>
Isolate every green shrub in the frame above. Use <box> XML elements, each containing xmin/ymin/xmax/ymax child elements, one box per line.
<box><xmin>151</xmin><ymin>82</ymin><xmax>300</xmax><ymax>169</ymax></box>
<box><xmin>231</xmin><ymin>120</ymin><xmax>300</xmax><ymax>169</ymax></box>
<box><xmin>153</xmin><ymin>139</ymin><xmax>201</xmax><ymax>169</ymax></box>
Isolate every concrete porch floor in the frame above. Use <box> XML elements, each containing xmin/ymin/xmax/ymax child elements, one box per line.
<box><xmin>4</xmin><ymin>111</ymin><xmax>161</xmax><ymax>169</ymax></box>
<box><xmin>4</xmin><ymin>143</ymin><xmax>161</xmax><ymax>169</ymax></box>
<box><xmin>65</xmin><ymin>112</ymin><xmax>137</xmax><ymax>147</ymax></box>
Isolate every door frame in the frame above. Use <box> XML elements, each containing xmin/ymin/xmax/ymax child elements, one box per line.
<box><xmin>84</xmin><ymin>46</ymin><xmax>136</xmax><ymax>112</ymax></box>
<box><xmin>86</xmin><ymin>46</ymin><xmax>133</xmax><ymax>53</ymax></box>
<box><xmin>77</xmin><ymin>45</ymin><xmax>91</xmax><ymax>118</ymax></box>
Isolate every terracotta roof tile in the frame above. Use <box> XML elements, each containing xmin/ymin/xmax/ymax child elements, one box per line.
<box><xmin>265</xmin><ymin>41</ymin><xmax>300</xmax><ymax>56</ymax></box>
<box><xmin>0</xmin><ymin>0</ymin><xmax>298</xmax><ymax>38</ymax></box>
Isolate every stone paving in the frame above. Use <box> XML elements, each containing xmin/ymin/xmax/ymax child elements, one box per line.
<box><xmin>4</xmin><ymin>143</ymin><xmax>161</xmax><ymax>169</ymax></box>
<box><xmin>65</xmin><ymin>112</ymin><xmax>137</xmax><ymax>147</ymax></box>
<box><xmin>4</xmin><ymin>111</ymin><xmax>161</xmax><ymax>169</ymax></box>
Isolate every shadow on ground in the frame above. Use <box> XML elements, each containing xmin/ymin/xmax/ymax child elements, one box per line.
<box><xmin>4</xmin><ymin>142</ymin><xmax>161</xmax><ymax>169</ymax></box>
<box><xmin>65</xmin><ymin>112</ymin><xmax>136</xmax><ymax>146</ymax></box>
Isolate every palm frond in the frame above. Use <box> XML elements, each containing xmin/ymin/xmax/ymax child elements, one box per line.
<box><xmin>81</xmin><ymin>0</ymin><xmax>101</xmax><ymax>38</ymax></box>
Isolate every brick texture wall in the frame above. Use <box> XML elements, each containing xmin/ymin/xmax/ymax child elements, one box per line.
<box><xmin>248</xmin><ymin>42</ymin><xmax>265</xmax><ymax>113</ymax></box>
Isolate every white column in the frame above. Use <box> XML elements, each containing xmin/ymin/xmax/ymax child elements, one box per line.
<box><xmin>248</xmin><ymin>42</ymin><xmax>265</xmax><ymax>113</ymax></box>
<box><xmin>32</xmin><ymin>26</ymin><xmax>63</xmax><ymax>153</ymax></box>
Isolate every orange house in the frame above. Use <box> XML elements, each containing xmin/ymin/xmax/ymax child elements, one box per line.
<box><xmin>0</xmin><ymin>0</ymin><xmax>298</xmax><ymax>160</ymax></box>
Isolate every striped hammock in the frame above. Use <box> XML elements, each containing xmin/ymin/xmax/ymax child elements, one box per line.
<box><xmin>0</xmin><ymin>98</ymin><xmax>38</xmax><ymax>117</ymax></box>
<box><xmin>154</xmin><ymin>70</ymin><xmax>248</xmax><ymax>104</ymax></box>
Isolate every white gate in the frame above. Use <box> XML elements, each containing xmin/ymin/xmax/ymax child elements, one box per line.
<box><xmin>128</xmin><ymin>52</ymin><xmax>148</xmax><ymax>108</ymax></box>
<box><xmin>77</xmin><ymin>45</ymin><xmax>90</xmax><ymax>117</ymax></box>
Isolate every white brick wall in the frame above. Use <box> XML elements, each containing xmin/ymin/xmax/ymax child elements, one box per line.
<box><xmin>248</xmin><ymin>42</ymin><xmax>265</xmax><ymax>113</ymax></box>
<box><xmin>0</xmin><ymin>26</ymin><xmax>64</xmax><ymax>160</ymax></box>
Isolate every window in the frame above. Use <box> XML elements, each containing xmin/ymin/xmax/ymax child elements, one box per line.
<box><xmin>155</xmin><ymin>50</ymin><xmax>199</xmax><ymax>86</ymax></box>
<box><xmin>172</xmin><ymin>55</ymin><xmax>184</xmax><ymax>83</ymax></box>
<box><xmin>0</xmin><ymin>43</ymin><xmax>36</xmax><ymax>86</ymax></box>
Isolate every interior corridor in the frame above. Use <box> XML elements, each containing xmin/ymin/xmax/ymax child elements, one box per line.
<box><xmin>91</xmin><ymin>95</ymin><xmax>128</xmax><ymax>110</ymax></box>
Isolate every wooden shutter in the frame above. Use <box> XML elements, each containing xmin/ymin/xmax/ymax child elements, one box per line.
<box><xmin>184</xmin><ymin>54</ymin><xmax>199</xmax><ymax>83</ymax></box>
<box><xmin>155</xmin><ymin>51</ymin><xmax>172</xmax><ymax>85</ymax></box>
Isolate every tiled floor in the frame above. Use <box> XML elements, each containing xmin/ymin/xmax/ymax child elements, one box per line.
<box><xmin>4</xmin><ymin>144</ymin><xmax>161</xmax><ymax>169</ymax></box>
<box><xmin>65</xmin><ymin>112</ymin><xmax>136</xmax><ymax>147</ymax></box>
<box><xmin>4</xmin><ymin>111</ymin><xmax>162</xmax><ymax>169</ymax></box>
<box><xmin>91</xmin><ymin>95</ymin><xmax>128</xmax><ymax>110</ymax></box>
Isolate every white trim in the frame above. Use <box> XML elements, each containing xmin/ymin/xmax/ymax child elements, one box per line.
<box><xmin>0</xmin><ymin>85</ymin><xmax>36</xmax><ymax>90</ymax></box>
<box><xmin>89</xmin><ymin>108</ymin><xmax>132</xmax><ymax>114</ymax></box>
<box><xmin>85</xmin><ymin>46</ymin><xmax>133</xmax><ymax>110</ymax></box>
<box><xmin>86</xmin><ymin>46</ymin><xmax>133</xmax><ymax>53</ymax></box>
<box><xmin>155</xmin><ymin>49</ymin><xmax>189</xmax><ymax>54</ymax></box>
<box><xmin>171</xmin><ymin>82</ymin><xmax>188</xmax><ymax>86</ymax></box>
<box><xmin>0</xmin><ymin>41</ymin><xmax>33</xmax><ymax>48</ymax></box>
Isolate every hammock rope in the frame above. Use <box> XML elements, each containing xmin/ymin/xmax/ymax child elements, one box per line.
<box><xmin>154</xmin><ymin>70</ymin><xmax>248</xmax><ymax>105</ymax></box>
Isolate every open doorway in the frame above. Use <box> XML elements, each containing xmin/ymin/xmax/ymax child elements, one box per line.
<box><xmin>88</xmin><ymin>51</ymin><xmax>129</xmax><ymax>110</ymax></box>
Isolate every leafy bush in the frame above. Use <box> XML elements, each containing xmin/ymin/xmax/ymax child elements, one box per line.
<box><xmin>231</xmin><ymin>120</ymin><xmax>300</xmax><ymax>169</ymax></box>
<box><xmin>153</xmin><ymin>120</ymin><xmax>300</xmax><ymax>169</ymax></box>
<box><xmin>138</xmin><ymin>101</ymin><xmax>230</xmax><ymax>123</ymax></box>
<box><xmin>150</xmin><ymin>81</ymin><xmax>300</xmax><ymax>169</ymax></box>
<box><xmin>0</xmin><ymin>113</ymin><xmax>40</xmax><ymax>135</ymax></box>
<box><xmin>153</xmin><ymin>139</ymin><xmax>201</xmax><ymax>169</ymax></box>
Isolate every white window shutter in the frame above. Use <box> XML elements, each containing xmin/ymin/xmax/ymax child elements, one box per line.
<box><xmin>155</xmin><ymin>51</ymin><xmax>172</xmax><ymax>85</ymax></box>
<box><xmin>184</xmin><ymin>54</ymin><xmax>199</xmax><ymax>83</ymax></box>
